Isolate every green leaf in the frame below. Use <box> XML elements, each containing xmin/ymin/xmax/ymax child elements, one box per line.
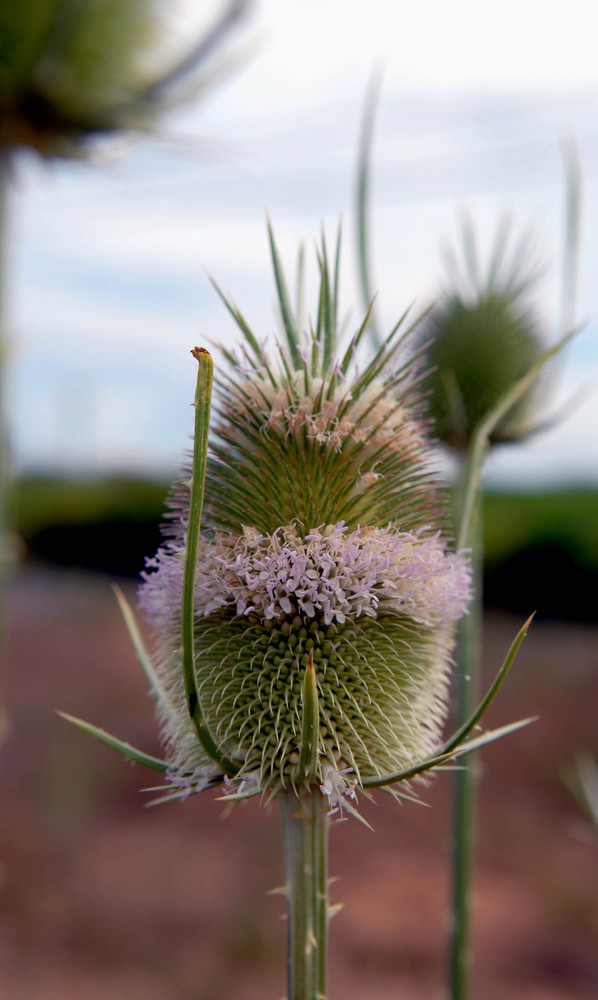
<box><xmin>57</xmin><ymin>711</ymin><xmax>168</xmax><ymax>773</ymax></box>
<box><xmin>439</xmin><ymin>612</ymin><xmax>535</xmax><ymax>757</ymax></box>
<box><xmin>267</xmin><ymin>218</ymin><xmax>302</xmax><ymax>370</ymax></box>
<box><xmin>298</xmin><ymin>652</ymin><xmax>319</xmax><ymax>783</ymax></box>
<box><xmin>337</xmin><ymin>795</ymin><xmax>374</xmax><ymax>830</ymax></box>
<box><xmin>112</xmin><ymin>584</ymin><xmax>183</xmax><ymax>732</ymax></box>
<box><xmin>363</xmin><ymin>718</ymin><xmax>535</xmax><ymax>789</ymax></box>
<box><xmin>362</xmin><ymin>613</ymin><xmax>536</xmax><ymax>791</ymax></box>
<box><xmin>568</xmin><ymin>752</ymin><xmax>598</xmax><ymax>832</ymax></box>
<box><xmin>112</xmin><ymin>584</ymin><xmax>158</xmax><ymax>691</ymax></box>
<box><xmin>207</xmin><ymin>275</ymin><xmax>264</xmax><ymax>363</ymax></box>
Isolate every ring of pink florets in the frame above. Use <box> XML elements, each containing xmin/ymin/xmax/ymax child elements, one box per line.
<box><xmin>140</xmin><ymin>521</ymin><xmax>472</xmax><ymax>630</ymax></box>
<box><xmin>227</xmin><ymin>371</ymin><xmax>425</xmax><ymax>454</ymax></box>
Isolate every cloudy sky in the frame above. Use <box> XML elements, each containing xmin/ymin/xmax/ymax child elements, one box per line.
<box><xmin>8</xmin><ymin>0</ymin><xmax>598</xmax><ymax>488</ymax></box>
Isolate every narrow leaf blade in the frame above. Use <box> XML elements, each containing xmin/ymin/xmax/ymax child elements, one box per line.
<box><xmin>57</xmin><ymin>711</ymin><xmax>168</xmax><ymax>773</ymax></box>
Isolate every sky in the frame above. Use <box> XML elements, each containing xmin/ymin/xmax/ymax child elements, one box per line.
<box><xmin>8</xmin><ymin>0</ymin><xmax>598</xmax><ymax>488</ymax></box>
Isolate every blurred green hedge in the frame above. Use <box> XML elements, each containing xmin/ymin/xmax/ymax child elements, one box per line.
<box><xmin>10</xmin><ymin>476</ymin><xmax>598</xmax><ymax>621</ymax></box>
<box><xmin>482</xmin><ymin>490</ymin><xmax>598</xmax><ymax>622</ymax></box>
<box><xmin>12</xmin><ymin>475</ymin><xmax>170</xmax><ymax>577</ymax></box>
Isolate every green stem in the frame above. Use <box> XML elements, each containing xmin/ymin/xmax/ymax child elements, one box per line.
<box><xmin>355</xmin><ymin>69</ymin><xmax>383</xmax><ymax>351</ymax></box>
<box><xmin>559</xmin><ymin>137</ymin><xmax>582</xmax><ymax>339</ymax></box>
<box><xmin>448</xmin><ymin>472</ymin><xmax>483</xmax><ymax>1000</ymax></box>
<box><xmin>0</xmin><ymin>149</ymin><xmax>11</xmax><ymax>745</ymax></box>
<box><xmin>280</xmin><ymin>789</ymin><xmax>330</xmax><ymax>1000</ymax></box>
<box><xmin>446</xmin><ymin>325</ymin><xmax>574</xmax><ymax>999</ymax></box>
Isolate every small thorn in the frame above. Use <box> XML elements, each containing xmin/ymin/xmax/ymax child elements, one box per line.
<box><xmin>328</xmin><ymin>902</ymin><xmax>345</xmax><ymax>918</ymax></box>
<box><xmin>266</xmin><ymin>885</ymin><xmax>289</xmax><ymax>898</ymax></box>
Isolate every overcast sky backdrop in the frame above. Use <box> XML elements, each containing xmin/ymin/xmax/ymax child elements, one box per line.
<box><xmin>9</xmin><ymin>0</ymin><xmax>598</xmax><ymax>488</ymax></box>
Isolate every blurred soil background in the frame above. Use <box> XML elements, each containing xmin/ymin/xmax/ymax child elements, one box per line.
<box><xmin>1</xmin><ymin>476</ymin><xmax>598</xmax><ymax>999</ymax></box>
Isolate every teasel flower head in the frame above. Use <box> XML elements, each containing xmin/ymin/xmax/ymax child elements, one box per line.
<box><xmin>0</xmin><ymin>0</ymin><xmax>250</xmax><ymax>159</ymax></box>
<box><xmin>420</xmin><ymin>216</ymin><xmax>546</xmax><ymax>452</ymax></box>
<box><xmin>136</xmin><ymin>227</ymin><xmax>474</xmax><ymax>808</ymax></box>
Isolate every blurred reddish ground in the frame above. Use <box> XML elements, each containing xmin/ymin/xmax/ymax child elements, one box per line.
<box><xmin>1</xmin><ymin>568</ymin><xmax>597</xmax><ymax>999</ymax></box>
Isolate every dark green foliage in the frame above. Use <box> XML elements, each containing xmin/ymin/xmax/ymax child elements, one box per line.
<box><xmin>14</xmin><ymin>477</ymin><xmax>597</xmax><ymax>620</ymax></box>
<box><xmin>482</xmin><ymin>490</ymin><xmax>598</xmax><ymax>621</ymax></box>
<box><xmin>12</xmin><ymin>474</ymin><xmax>169</xmax><ymax>574</ymax></box>
<box><xmin>483</xmin><ymin>489</ymin><xmax>598</xmax><ymax>566</ymax></box>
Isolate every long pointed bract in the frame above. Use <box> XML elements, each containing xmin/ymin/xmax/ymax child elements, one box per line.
<box><xmin>183</xmin><ymin>348</ymin><xmax>239</xmax><ymax>776</ymax></box>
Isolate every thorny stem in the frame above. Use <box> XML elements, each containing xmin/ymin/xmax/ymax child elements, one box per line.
<box><xmin>280</xmin><ymin>789</ymin><xmax>330</xmax><ymax>1000</ymax></box>
<box><xmin>449</xmin><ymin>462</ymin><xmax>483</xmax><ymax>1000</ymax></box>
<box><xmin>447</xmin><ymin>326</ymin><xmax>575</xmax><ymax>1000</ymax></box>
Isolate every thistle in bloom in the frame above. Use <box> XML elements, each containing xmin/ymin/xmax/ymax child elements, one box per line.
<box><xmin>60</xmin><ymin>228</ymin><xmax>532</xmax><ymax>1000</ymax></box>
<box><xmin>137</xmin><ymin>230</ymin><xmax>474</xmax><ymax>808</ymax></box>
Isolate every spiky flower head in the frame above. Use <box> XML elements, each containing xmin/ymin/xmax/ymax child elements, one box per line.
<box><xmin>139</xmin><ymin>230</ymin><xmax>472</xmax><ymax>807</ymax></box>
<box><xmin>420</xmin><ymin>216</ymin><xmax>545</xmax><ymax>451</ymax></box>
<box><xmin>0</xmin><ymin>0</ymin><xmax>249</xmax><ymax>158</ymax></box>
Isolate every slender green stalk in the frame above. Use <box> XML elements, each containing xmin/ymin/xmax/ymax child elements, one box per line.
<box><xmin>0</xmin><ymin>149</ymin><xmax>10</xmax><ymax>745</ymax></box>
<box><xmin>559</xmin><ymin>137</ymin><xmax>582</xmax><ymax>339</ymax></box>
<box><xmin>280</xmin><ymin>790</ymin><xmax>330</xmax><ymax>1000</ymax></box>
<box><xmin>447</xmin><ymin>331</ymin><xmax>573</xmax><ymax>999</ymax></box>
<box><xmin>448</xmin><ymin>470</ymin><xmax>483</xmax><ymax>1000</ymax></box>
<box><xmin>355</xmin><ymin>69</ymin><xmax>383</xmax><ymax>350</ymax></box>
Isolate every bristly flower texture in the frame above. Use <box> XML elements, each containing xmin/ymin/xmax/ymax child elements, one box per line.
<box><xmin>139</xmin><ymin>232</ymin><xmax>472</xmax><ymax>808</ymax></box>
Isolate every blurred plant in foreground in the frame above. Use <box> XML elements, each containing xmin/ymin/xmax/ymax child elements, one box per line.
<box><xmin>568</xmin><ymin>753</ymin><xmax>598</xmax><ymax>839</ymax></box>
<box><xmin>64</xmin><ymin>227</ymin><xmax>536</xmax><ymax>1000</ymax></box>
<box><xmin>0</xmin><ymin>0</ymin><xmax>251</xmax><ymax>158</ymax></box>
<box><xmin>0</xmin><ymin>0</ymin><xmax>252</xmax><ymax>741</ymax></box>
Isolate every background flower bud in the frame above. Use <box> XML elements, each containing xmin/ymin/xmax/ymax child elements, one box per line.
<box><xmin>420</xmin><ymin>217</ymin><xmax>545</xmax><ymax>451</ymax></box>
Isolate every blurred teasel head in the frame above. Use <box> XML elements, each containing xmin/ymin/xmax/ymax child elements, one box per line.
<box><xmin>139</xmin><ymin>228</ymin><xmax>472</xmax><ymax>808</ymax></box>
<box><xmin>0</xmin><ymin>0</ymin><xmax>250</xmax><ymax>158</ymax></box>
<box><xmin>420</xmin><ymin>215</ymin><xmax>546</xmax><ymax>452</ymax></box>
